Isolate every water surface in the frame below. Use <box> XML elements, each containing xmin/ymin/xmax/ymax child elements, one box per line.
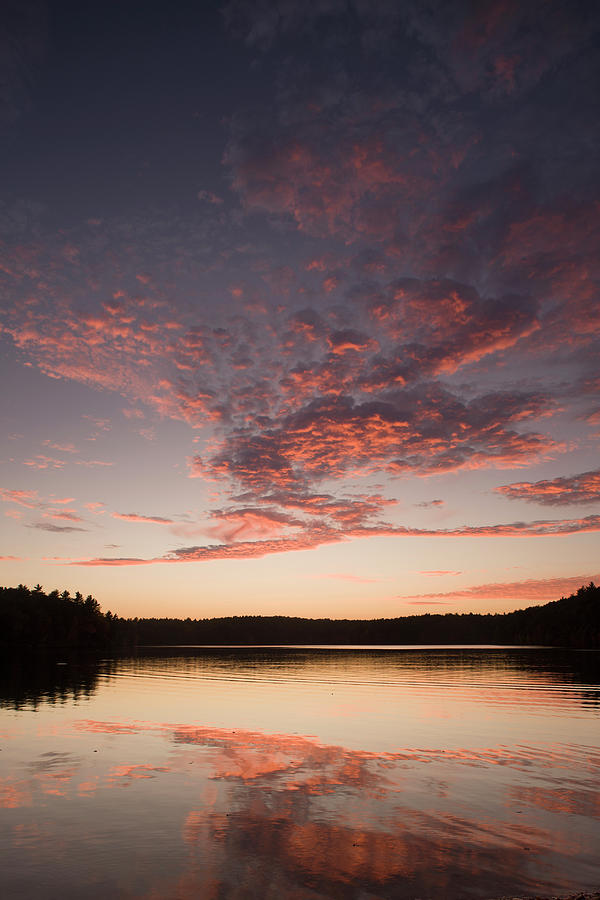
<box><xmin>1</xmin><ymin>647</ymin><xmax>599</xmax><ymax>899</ymax></box>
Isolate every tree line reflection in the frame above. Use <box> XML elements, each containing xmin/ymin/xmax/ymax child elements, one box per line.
<box><xmin>1</xmin><ymin>645</ymin><xmax>598</xmax><ymax>712</ymax></box>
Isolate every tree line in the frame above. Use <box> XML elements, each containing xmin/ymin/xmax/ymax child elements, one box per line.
<box><xmin>1</xmin><ymin>581</ymin><xmax>598</xmax><ymax>650</ymax></box>
<box><xmin>0</xmin><ymin>584</ymin><xmax>135</xmax><ymax>651</ymax></box>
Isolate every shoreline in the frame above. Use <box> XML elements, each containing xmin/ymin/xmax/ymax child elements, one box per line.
<box><xmin>493</xmin><ymin>893</ymin><xmax>600</xmax><ymax>900</ymax></box>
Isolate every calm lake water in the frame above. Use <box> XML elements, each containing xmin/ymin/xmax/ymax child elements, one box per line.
<box><xmin>1</xmin><ymin>646</ymin><xmax>599</xmax><ymax>899</ymax></box>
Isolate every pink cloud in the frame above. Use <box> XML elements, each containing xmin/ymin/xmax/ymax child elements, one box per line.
<box><xmin>0</xmin><ymin>223</ymin><xmax>571</xmax><ymax>510</ymax></box>
<box><xmin>205</xmin><ymin>507</ymin><xmax>303</xmax><ymax>542</ymax></box>
<box><xmin>401</xmin><ymin>573</ymin><xmax>600</xmax><ymax>605</ymax></box>
<box><xmin>0</xmin><ymin>489</ymin><xmax>39</xmax><ymax>508</ymax></box>
<box><xmin>225</xmin><ymin>123</ymin><xmax>436</xmax><ymax>242</ymax></box>
<box><xmin>72</xmin><ymin>556</ymin><xmax>154</xmax><ymax>567</ymax></box>
<box><xmin>419</xmin><ymin>571</ymin><xmax>462</xmax><ymax>577</ymax></box>
<box><xmin>42</xmin><ymin>440</ymin><xmax>78</xmax><ymax>453</ymax></box>
<box><xmin>194</xmin><ymin>386</ymin><xmax>560</xmax><ymax>495</ymax></box>
<box><xmin>0</xmin><ymin>65</ymin><xmax>596</xmax><ymax>587</ymax></box>
<box><xmin>405</xmin><ymin>600</ymin><xmax>453</xmax><ymax>606</ymax></box>
<box><xmin>71</xmin><ymin>514</ymin><xmax>600</xmax><ymax>567</ymax></box>
<box><xmin>365</xmin><ymin>278</ymin><xmax>540</xmax><ymax>377</ymax></box>
<box><xmin>44</xmin><ymin>510</ymin><xmax>84</xmax><ymax>522</ymax></box>
<box><xmin>1</xmin><ymin>488</ymin><xmax>84</xmax><ymax>522</ymax></box>
<box><xmin>83</xmin><ymin>416</ymin><xmax>112</xmax><ymax>432</ymax></box>
<box><xmin>327</xmin><ymin>329</ymin><xmax>377</xmax><ymax>355</ymax></box>
<box><xmin>23</xmin><ymin>455</ymin><xmax>65</xmax><ymax>469</ymax></box>
<box><xmin>496</xmin><ymin>469</ymin><xmax>600</xmax><ymax>506</ymax></box>
<box><xmin>112</xmin><ymin>512</ymin><xmax>175</xmax><ymax>525</ymax></box>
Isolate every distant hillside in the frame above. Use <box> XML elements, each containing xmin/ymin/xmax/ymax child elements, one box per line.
<box><xmin>2</xmin><ymin>581</ymin><xmax>598</xmax><ymax>650</ymax></box>
<box><xmin>132</xmin><ymin>582</ymin><xmax>600</xmax><ymax>649</ymax></box>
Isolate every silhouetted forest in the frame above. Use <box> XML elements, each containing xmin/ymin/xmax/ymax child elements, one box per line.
<box><xmin>0</xmin><ymin>584</ymin><xmax>135</xmax><ymax>651</ymax></box>
<box><xmin>1</xmin><ymin>582</ymin><xmax>599</xmax><ymax>651</ymax></box>
<box><xmin>131</xmin><ymin>582</ymin><xmax>600</xmax><ymax>648</ymax></box>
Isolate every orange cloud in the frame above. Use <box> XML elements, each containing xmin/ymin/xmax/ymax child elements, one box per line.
<box><xmin>496</xmin><ymin>468</ymin><xmax>600</xmax><ymax>506</ymax></box>
<box><xmin>0</xmin><ymin>488</ymin><xmax>39</xmax><ymax>508</ymax></box>
<box><xmin>43</xmin><ymin>510</ymin><xmax>83</xmax><ymax>522</ymax></box>
<box><xmin>23</xmin><ymin>455</ymin><xmax>66</xmax><ymax>469</ymax></box>
<box><xmin>419</xmin><ymin>570</ymin><xmax>462</xmax><ymax>576</ymax></box>
<box><xmin>327</xmin><ymin>329</ymin><xmax>377</xmax><ymax>354</ymax></box>
<box><xmin>41</xmin><ymin>440</ymin><xmax>77</xmax><ymax>453</ymax></box>
<box><xmin>205</xmin><ymin>507</ymin><xmax>303</xmax><ymax>542</ymax></box>
<box><xmin>112</xmin><ymin>512</ymin><xmax>175</xmax><ymax>524</ymax></box>
<box><xmin>402</xmin><ymin>573</ymin><xmax>600</xmax><ymax>605</ymax></box>
<box><xmin>71</xmin><ymin>515</ymin><xmax>600</xmax><ymax>566</ymax></box>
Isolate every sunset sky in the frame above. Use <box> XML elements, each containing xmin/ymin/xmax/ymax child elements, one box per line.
<box><xmin>1</xmin><ymin>0</ymin><xmax>599</xmax><ymax>619</ymax></box>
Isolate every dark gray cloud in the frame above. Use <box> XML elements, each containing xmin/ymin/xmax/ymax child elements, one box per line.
<box><xmin>29</xmin><ymin>522</ymin><xmax>88</xmax><ymax>533</ymax></box>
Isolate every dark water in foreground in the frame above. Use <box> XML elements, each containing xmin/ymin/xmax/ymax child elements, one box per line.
<box><xmin>1</xmin><ymin>646</ymin><xmax>599</xmax><ymax>899</ymax></box>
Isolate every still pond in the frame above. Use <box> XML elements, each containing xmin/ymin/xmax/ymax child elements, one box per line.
<box><xmin>1</xmin><ymin>646</ymin><xmax>599</xmax><ymax>899</ymax></box>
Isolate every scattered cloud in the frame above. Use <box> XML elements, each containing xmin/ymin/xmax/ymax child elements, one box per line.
<box><xmin>0</xmin><ymin>489</ymin><xmax>39</xmax><ymax>508</ymax></box>
<box><xmin>1</xmin><ymin>489</ymin><xmax>89</xmax><ymax>530</ymax></box>
<box><xmin>75</xmin><ymin>460</ymin><xmax>114</xmax><ymax>468</ymax></box>
<box><xmin>29</xmin><ymin>523</ymin><xmax>88</xmax><ymax>533</ymax></box>
<box><xmin>42</xmin><ymin>440</ymin><xmax>78</xmax><ymax>453</ymax></box>
<box><xmin>113</xmin><ymin>513</ymin><xmax>175</xmax><ymax>525</ymax></box>
<box><xmin>43</xmin><ymin>510</ymin><xmax>84</xmax><ymax>523</ymax></box>
<box><xmin>23</xmin><ymin>455</ymin><xmax>65</xmax><ymax>469</ymax></box>
<box><xmin>0</xmin><ymin>1</ymin><xmax>598</xmax><ymax>584</ymax></box>
<box><xmin>401</xmin><ymin>574</ymin><xmax>600</xmax><ymax>606</ymax></box>
<box><xmin>496</xmin><ymin>469</ymin><xmax>600</xmax><ymax>506</ymax></box>
<box><xmin>419</xmin><ymin>571</ymin><xmax>462</xmax><ymax>577</ymax></box>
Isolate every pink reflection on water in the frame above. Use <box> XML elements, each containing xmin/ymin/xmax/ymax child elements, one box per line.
<box><xmin>511</xmin><ymin>785</ymin><xmax>600</xmax><ymax>818</ymax></box>
<box><xmin>153</xmin><ymin>802</ymin><xmax>561</xmax><ymax>900</ymax></box>
<box><xmin>2</xmin><ymin>714</ymin><xmax>598</xmax><ymax>898</ymax></box>
<box><xmin>108</xmin><ymin>764</ymin><xmax>171</xmax><ymax>786</ymax></box>
<box><xmin>0</xmin><ymin>777</ymin><xmax>32</xmax><ymax>809</ymax></box>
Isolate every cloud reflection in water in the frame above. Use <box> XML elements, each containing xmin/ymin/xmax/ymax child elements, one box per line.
<box><xmin>63</xmin><ymin>718</ymin><xmax>600</xmax><ymax>898</ymax></box>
